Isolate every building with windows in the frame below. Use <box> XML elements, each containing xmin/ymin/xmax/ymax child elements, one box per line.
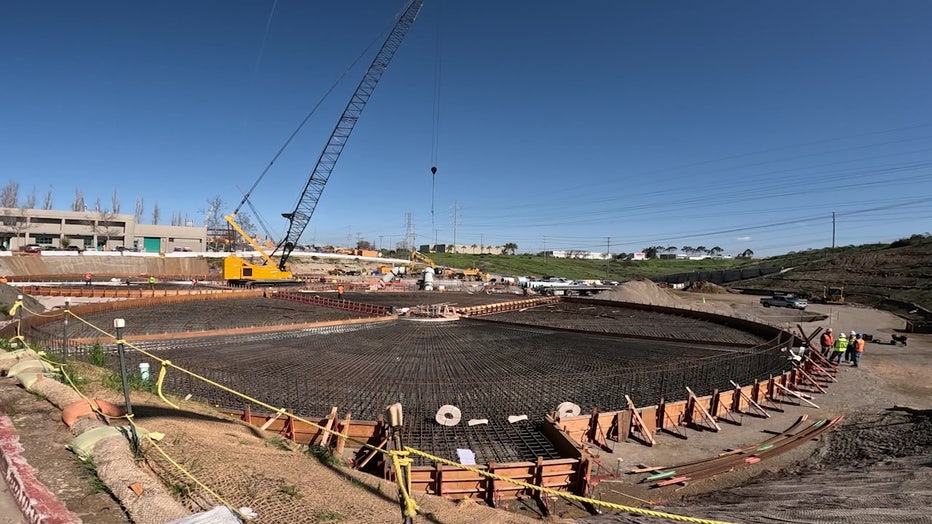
<box><xmin>0</xmin><ymin>207</ymin><xmax>207</xmax><ymax>253</ymax></box>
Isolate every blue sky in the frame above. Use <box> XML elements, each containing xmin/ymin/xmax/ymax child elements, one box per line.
<box><xmin>2</xmin><ymin>1</ymin><xmax>931</xmax><ymax>257</ymax></box>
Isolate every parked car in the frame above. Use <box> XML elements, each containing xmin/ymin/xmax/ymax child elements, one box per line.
<box><xmin>23</xmin><ymin>244</ymin><xmax>42</xmax><ymax>253</ymax></box>
<box><xmin>760</xmin><ymin>295</ymin><xmax>808</xmax><ymax>310</ymax></box>
<box><xmin>66</xmin><ymin>245</ymin><xmax>85</xmax><ymax>252</ymax></box>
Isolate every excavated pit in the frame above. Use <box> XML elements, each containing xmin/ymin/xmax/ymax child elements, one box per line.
<box><xmin>24</xmin><ymin>292</ymin><xmax>788</xmax><ymax>465</ymax></box>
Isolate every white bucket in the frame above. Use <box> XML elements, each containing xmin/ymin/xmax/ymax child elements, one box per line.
<box><xmin>139</xmin><ymin>362</ymin><xmax>150</xmax><ymax>381</ymax></box>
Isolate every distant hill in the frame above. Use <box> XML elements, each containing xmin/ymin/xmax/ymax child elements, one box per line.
<box><xmin>727</xmin><ymin>234</ymin><xmax>931</xmax><ymax>312</ymax></box>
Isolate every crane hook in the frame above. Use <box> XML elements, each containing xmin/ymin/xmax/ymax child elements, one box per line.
<box><xmin>430</xmin><ymin>166</ymin><xmax>437</xmax><ymax>175</ymax></box>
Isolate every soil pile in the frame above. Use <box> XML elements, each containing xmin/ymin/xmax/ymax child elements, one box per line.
<box><xmin>599</xmin><ymin>279</ymin><xmax>684</xmax><ymax>307</ymax></box>
<box><xmin>0</xmin><ymin>282</ymin><xmax>43</xmax><ymax>315</ymax></box>
<box><xmin>684</xmin><ymin>281</ymin><xmax>729</xmax><ymax>294</ymax></box>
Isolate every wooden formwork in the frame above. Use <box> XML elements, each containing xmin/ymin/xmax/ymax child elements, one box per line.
<box><xmin>458</xmin><ymin>297</ymin><xmax>560</xmax><ymax>317</ymax></box>
<box><xmin>553</xmin><ymin>368</ymin><xmax>805</xmax><ymax>452</ymax></box>
<box><xmin>205</xmin><ymin>366</ymin><xmax>814</xmax><ymax>505</ymax></box>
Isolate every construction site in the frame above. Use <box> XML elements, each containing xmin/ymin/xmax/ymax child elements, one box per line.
<box><xmin>1</xmin><ymin>0</ymin><xmax>930</xmax><ymax>521</ymax></box>
<box><xmin>0</xmin><ymin>251</ymin><xmax>930</xmax><ymax>523</ymax></box>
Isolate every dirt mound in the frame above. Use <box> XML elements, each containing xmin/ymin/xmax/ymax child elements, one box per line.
<box><xmin>599</xmin><ymin>279</ymin><xmax>685</xmax><ymax>307</ymax></box>
<box><xmin>685</xmin><ymin>281</ymin><xmax>729</xmax><ymax>294</ymax></box>
<box><xmin>0</xmin><ymin>282</ymin><xmax>43</xmax><ymax>315</ymax></box>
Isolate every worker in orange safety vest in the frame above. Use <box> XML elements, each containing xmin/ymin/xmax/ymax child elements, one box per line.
<box><xmin>820</xmin><ymin>328</ymin><xmax>834</xmax><ymax>357</ymax></box>
<box><xmin>850</xmin><ymin>333</ymin><xmax>865</xmax><ymax>368</ymax></box>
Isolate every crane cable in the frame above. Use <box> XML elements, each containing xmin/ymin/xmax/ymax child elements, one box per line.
<box><xmin>233</xmin><ymin>23</ymin><xmax>395</xmax><ymax>216</ymax></box>
<box><xmin>429</xmin><ymin>3</ymin><xmax>442</xmax><ymax>236</ymax></box>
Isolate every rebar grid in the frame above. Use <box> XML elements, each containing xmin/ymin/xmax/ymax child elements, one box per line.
<box><xmin>486</xmin><ymin>302</ymin><xmax>768</xmax><ymax>345</ymax></box>
<box><xmin>67</xmin><ymin>317</ymin><xmax>787</xmax><ymax>465</ymax></box>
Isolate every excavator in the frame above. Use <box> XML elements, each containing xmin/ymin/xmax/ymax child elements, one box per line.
<box><xmin>223</xmin><ymin>0</ymin><xmax>425</xmax><ymax>284</ymax></box>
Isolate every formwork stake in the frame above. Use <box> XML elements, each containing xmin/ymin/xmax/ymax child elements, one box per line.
<box><xmin>729</xmin><ymin>380</ymin><xmax>770</xmax><ymax>418</ymax></box>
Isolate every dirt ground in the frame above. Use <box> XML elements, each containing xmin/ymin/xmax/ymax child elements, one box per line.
<box><xmin>1</xmin><ymin>287</ymin><xmax>930</xmax><ymax>523</ymax></box>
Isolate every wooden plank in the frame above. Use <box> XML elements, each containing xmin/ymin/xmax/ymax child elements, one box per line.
<box><xmin>335</xmin><ymin>412</ymin><xmax>352</xmax><ymax>457</ymax></box>
<box><xmin>625</xmin><ymin>395</ymin><xmax>656</xmax><ymax>446</ymax></box>
<box><xmin>686</xmin><ymin>387</ymin><xmax>721</xmax><ymax>432</ymax></box>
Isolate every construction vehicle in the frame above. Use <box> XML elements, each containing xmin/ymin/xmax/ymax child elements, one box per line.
<box><xmin>409</xmin><ymin>251</ymin><xmax>436</xmax><ymax>269</ymax></box>
<box><xmin>450</xmin><ymin>267</ymin><xmax>491</xmax><ymax>282</ymax></box>
<box><xmin>222</xmin><ymin>0</ymin><xmax>424</xmax><ymax>284</ymax></box>
<box><xmin>821</xmin><ymin>286</ymin><xmax>845</xmax><ymax>304</ymax></box>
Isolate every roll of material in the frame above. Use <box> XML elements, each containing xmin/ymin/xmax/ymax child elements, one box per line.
<box><xmin>556</xmin><ymin>401</ymin><xmax>581</xmax><ymax>418</ymax></box>
<box><xmin>435</xmin><ymin>405</ymin><xmax>462</xmax><ymax>426</ymax></box>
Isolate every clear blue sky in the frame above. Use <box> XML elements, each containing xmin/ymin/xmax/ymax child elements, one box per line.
<box><xmin>3</xmin><ymin>1</ymin><xmax>931</xmax><ymax>257</ymax></box>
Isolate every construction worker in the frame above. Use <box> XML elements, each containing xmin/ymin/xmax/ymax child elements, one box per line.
<box><xmin>337</xmin><ymin>284</ymin><xmax>345</xmax><ymax>300</ymax></box>
<box><xmin>845</xmin><ymin>330</ymin><xmax>857</xmax><ymax>362</ymax></box>
<box><xmin>84</xmin><ymin>273</ymin><xmax>92</xmax><ymax>287</ymax></box>
<box><xmin>148</xmin><ymin>275</ymin><xmax>156</xmax><ymax>289</ymax></box>
<box><xmin>820</xmin><ymin>328</ymin><xmax>834</xmax><ymax>357</ymax></box>
<box><xmin>829</xmin><ymin>331</ymin><xmax>848</xmax><ymax>365</ymax></box>
<box><xmin>851</xmin><ymin>333</ymin><xmax>865</xmax><ymax>368</ymax></box>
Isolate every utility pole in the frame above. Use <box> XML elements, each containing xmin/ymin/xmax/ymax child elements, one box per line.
<box><xmin>543</xmin><ymin>236</ymin><xmax>547</xmax><ymax>261</ymax></box>
<box><xmin>606</xmin><ymin>236</ymin><xmax>611</xmax><ymax>279</ymax></box>
<box><xmin>832</xmin><ymin>211</ymin><xmax>836</xmax><ymax>248</ymax></box>
<box><xmin>451</xmin><ymin>202</ymin><xmax>459</xmax><ymax>253</ymax></box>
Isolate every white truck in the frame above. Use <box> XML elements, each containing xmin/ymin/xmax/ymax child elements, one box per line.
<box><xmin>760</xmin><ymin>295</ymin><xmax>808</xmax><ymax>310</ymax></box>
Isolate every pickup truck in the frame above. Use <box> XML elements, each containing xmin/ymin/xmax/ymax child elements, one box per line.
<box><xmin>760</xmin><ymin>295</ymin><xmax>808</xmax><ymax>310</ymax></box>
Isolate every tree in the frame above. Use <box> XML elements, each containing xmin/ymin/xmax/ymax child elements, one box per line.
<box><xmin>356</xmin><ymin>240</ymin><xmax>374</xmax><ymax>250</ymax></box>
<box><xmin>738</xmin><ymin>248</ymin><xmax>754</xmax><ymax>259</ymax></box>
<box><xmin>72</xmin><ymin>189</ymin><xmax>85</xmax><ymax>212</ymax></box>
<box><xmin>695</xmin><ymin>245</ymin><xmax>708</xmax><ymax>256</ymax></box>
<box><xmin>111</xmin><ymin>189</ymin><xmax>120</xmax><ymax>214</ymax></box>
<box><xmin>93</xmin><ymin>211</ymin><xmax>123</xmax><ymax>249</ymax></box>
<box><xmin>1</xmin><ymin>181</ymin><xmax>19</xmax><ymax>208</ymax></box>
<box><xmin>201</xmin><ymin>195</ymin><xmax>227</xmax><ymax>230</ymax></box>
<box><xmin>152</xmin><ymin>203</ymin><xmax>161</xmax><ymax>225</ymax></box>
<box><xmin>42</xmin><ymin>186</ymin><xmax>53</xmax><ymax>210</ymax></box>
<box><xmin>681</xmin><ymin>246</ymin><xmax>693</xmax><ymax>255</ymax></box>
<box><xmin>665</xmin><ymin>246</ymin><xmax>677</xmax><ymax>253</ymax></box>
<box><xmin>502</xmin><ymin>242</ymin><xmax>518</xmax><ymax>255</ymax></box>
<box><xmin>642</xmin><ymin>246</ymin><xmax>659</xmax><ymax>259</ymax></box>
<box><xmin>93</xmin><ymin>197</ymin><xmax>102</xmax><ymax>213</ymax></box>
<box><xmin>134</xmin><ymin>198</ymin><xmax>144</xmax><ymax>222</ymax></box>
<box><xmin>709</xmin><ymin>246</ymin><xmax>724</xmax><ymax>256</ymax></box>
<box><xmin>23</xmin><ymin>188</ymin><xmax>36</xmax><ymax>209</ymax></box>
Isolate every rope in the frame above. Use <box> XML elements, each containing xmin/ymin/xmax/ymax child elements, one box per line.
<box><xmin>404</xmin><ymin>447</ymin><xmax>733</xmax><ymax>524</ymax></box>
<box><xmin>60</xmin><ymin>310</ymin><xmax>732</xmax><ymax>524</ymax></box>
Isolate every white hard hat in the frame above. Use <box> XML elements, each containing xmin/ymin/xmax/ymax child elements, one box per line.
<box><xmin>839</xmin><ymin>332</ymin><xmax>847</xmax><ymax>338</ymax></box>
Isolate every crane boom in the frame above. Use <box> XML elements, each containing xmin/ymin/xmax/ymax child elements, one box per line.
<box><xmin>275</xmin><ymin>0</ymin><xmax>424</xmax><ymax>271</ymax></box>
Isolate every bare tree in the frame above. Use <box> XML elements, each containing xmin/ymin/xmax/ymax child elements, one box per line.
<box><xmin>0</xmin><ymin>208</ymin><xmax>34</xmax><ymax>248</ymax></box>
<box><xmin>42</xmin><ymin>186</ymin><xmax>53</xmax><ymax>210</ymax></box>
<box><xmin>1</xmin><ymin>181</ymin><xmax>19</xmax><ymax>208</ymax></box>
<box><xmin>111</xmin><ymin>189</ymin><xmax>120</xmax><ymax>214</ymax></box>
<box><xmin>152</xmin><ymin>202</ymin><xmax>160</xmax><ymax>225</ymax></box>
<box><xmin>24</xmin><ymin>187</ymin><xmax>36</xmax><ymax>209</ymax></box>
<box><xmin>200</xmin><ymin>195</ymin><xmax>226</xmax><ymax>230</ymax></box>
<box><xmin>93</xmin><ymin>197</ymin><xmax>102</xmax><ymax>213</ymax></box>
<box><xmin>134</xmin><ymin>198</ymin><xmax>144</xmax><ymax>222</ymax></box>
<box><xmin>171</xmin><ymin>211</ymin><xmax>182</xmax><ymax>226</ymax></box>
<box><xmin>72</xmin><ymin>189</ymin><xmax>85</xmax><ymax>212</ymax></box>
<box><xmin>93</xmin><ymin>211</ymin><xmax>124</xmax><ymax>249</ymax></box>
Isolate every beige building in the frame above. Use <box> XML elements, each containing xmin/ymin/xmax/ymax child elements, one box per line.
<box><xmin>0</xmin><ymin>207</ymin><xmax>206</xmax><ymax>253</ymax></box>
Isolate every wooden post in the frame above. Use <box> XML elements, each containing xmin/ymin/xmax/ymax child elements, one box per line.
<box><xmin>335</xmin><ymin>412</ymin><xmax>352</xmax><ymax>457</ymax></box>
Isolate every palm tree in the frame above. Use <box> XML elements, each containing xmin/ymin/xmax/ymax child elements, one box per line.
<box><xmin>502</xmin><ymin>242</ymin><xmax>518</xmax><ymax>255</ymax></box>
<box><xmin>695</xmin><ymin>245</ymin><xmax>708</xmax><ymax>256</ymax></box>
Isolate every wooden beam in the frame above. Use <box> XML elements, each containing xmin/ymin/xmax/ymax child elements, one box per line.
<box><xmin>625</xmin><ymin>395</ymin><xmax>656</xmax><ymax>446</ymax></box>
<box><xmin>335</xmin><ymin>412</ymin><xmax>352</xmax><ymax>457</ymax></box>
<box><xmin>774</xmin><ymin>382</ymin><xmax>820</xmax><ymax>409</ymax></box>
<box><xmin>730</xmin><ymin>380</ymin><xmax>770</xmax><ymax>418</ymax></box>
<box><xmin>686</xmin><ymin>387</ymin><xmax>721</xmax><ymax>432</ymax></box>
